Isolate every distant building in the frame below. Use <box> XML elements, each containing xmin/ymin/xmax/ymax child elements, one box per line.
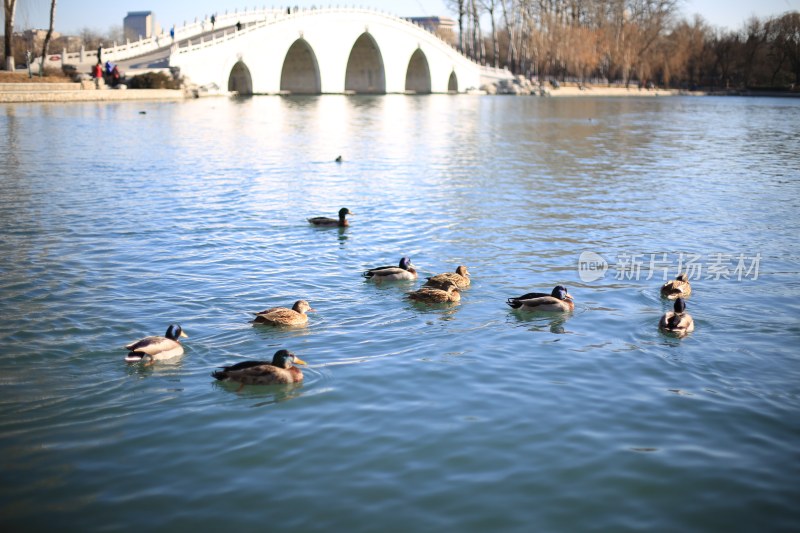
<box><xmin>15</xmin><ymin>29</ymin><xmax>62</xmax><ymax>54</ymax></box>
<box><xmin>124</xmin><ymin>11</ymin><xmax>157</xmax><ymax>41</ymax></box>
<box><xmin>21</xmin><ymin>29</ymin><xmax>62</xmax><ymax>42</ymax></box>
<box><xmin>405</xmin><ymin>16</ymin><xmax>457</xmax><ymax>46</ymax></box>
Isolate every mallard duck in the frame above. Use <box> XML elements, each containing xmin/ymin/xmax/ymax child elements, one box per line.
<box><xmin>363</xmin><ymin>256</ymin><xmax>417</xmax><ymax>282</ymax></box>
<box><xmin>659</xmin><ymin>297</ymin><xmax>694</xmax><ymax>336</ymax></box>
<box><xmin>424</xmin><ymin>265</ymin><xmax>470</xmax><ymax>290</ymax></box>
<box><xmin>252</xmin><ymin>300</ymin><xmax>314</xmax><ymax>326</ymax></box>
<box><xmin>661</xmin><ymin>273</ymin><xmax>692</xmax><ymax>299</ymax></box>
<box><xmin>335</xmin><ymin>155</ymin><xmax>343</xmax><ymax>163</ymax></box>
<box><xmin>212</xmin><ymin>349</ymin><xmax>307</xmax><ymax>387</ymax></box>
<box><xmin>506</xmin><ymin>285</ymin><xmax>574</xmax><ymax>312</ymax></box>
<box><xmin>124</xmin><ymin>324</ymin><xmax>188</xmax><ymax>365</ymax></box>
<box><xmin>407</xmin><ymin>280</ymin><xmax>461</xmax><ymax>303</ymax></box>
<box><xmin>307</xmin><ymin>207</ymin><xmax>354</xmax><ymax>227</ymax></box>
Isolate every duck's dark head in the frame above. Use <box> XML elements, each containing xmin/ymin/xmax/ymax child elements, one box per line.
<box><xmin>551</xmin><ymin>285</ymin><xmax>572</xmax><ymax>301</ymax></box>
<box><xmin>165</xmin><ymin>324</ymin><xmax>188</xmax><ymax>341</ymax></box>
<box><xmin>455</xmin><ymin>265</ymin><xmax>470</xmax><ymax>277</ymax></box>
<box><xmin>673</xmin><ymin>297</ymin><xmax>687</xmax><ymax>314</ymax></box>
<box><xmin>399</xmin><ymin>257</ymin><xmax>414</xmax><ymax>270</ymax></box>
<box><xmin>676</xmin><ymin>273</ymin><xmax>688</xmax><ymax>282</ymax></box>
<box><xmin>271</xmin><ymin>349</ymin><xmax>307</xmax><ymax>369</ymax></box>
<box><xmin>338</xmin><ymin>207</ymin><xmax>353</xmax><ymax>219</ymax></box>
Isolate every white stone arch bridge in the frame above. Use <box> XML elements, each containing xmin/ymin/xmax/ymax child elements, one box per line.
<box><xmin>169</xmin><ymin>7</ymin><xmax>512</xmax><ymax>94</ymax></box>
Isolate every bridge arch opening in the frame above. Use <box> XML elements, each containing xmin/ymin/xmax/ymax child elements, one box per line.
<box><xmin>280</xmin><ymin>39</ymin><xmax>321</xmax><ymax>94</ymax></box>
<box><xmin>344</xmin><ymin>33</ymin><xmax>385</xmax><ymax>94</ymax></box>
<box><xmin>405</xmin><ymin>49</ymin><xmax>431</xmax><ymax>94</ymax></box>
<box><xmin>448</xmin><ymin>71</ymin><xmax>458</xmax><ymax>93</ymax></box>
<box><xmin>228</xmin><ymin>61</ymin><xmax>253</xmax><ymax>95</ymax></box>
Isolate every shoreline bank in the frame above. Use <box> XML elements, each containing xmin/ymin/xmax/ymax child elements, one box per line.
<box><xmin>0</xmin><ymin>87</ymin><xmax>192</xmax><ymax>103</ymax></box>
<box><xmin>0</xmin><ymin>85</ymin><xmax>687</xmax><ymax>103</ymax></box>
<box><xmin>4</xmin><ymin>84</ymin><xmax>797</xmax><ymax>103</ymax></box>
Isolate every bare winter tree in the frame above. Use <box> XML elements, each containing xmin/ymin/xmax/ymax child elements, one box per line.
<box><xmin>471</xmin><ymin>0</ymin><xmax>486</xmax><ymax>63</ymax></box>
<box><xmin>39</xmin><ymin>0</ymin><xmax>57</xmax><ymax>76</ymax></box>
<box><xmin>500</xmin><ymin>0</ymin><xmax>517</xmax><ymax>72</ymax></box>
<box><xmin>446</xmin><ymin>0</ymin><xmax>468</xmax><ymax>52</ymax></box>
<box><xmin>4</xmin><ymin>0</ymin><xmax>18</xmax><ymax>70</ymax></box>
<box><xmin>480</xmin><ymin>0</ymin><xmax>500</xmax><ymax>67</ymax></box>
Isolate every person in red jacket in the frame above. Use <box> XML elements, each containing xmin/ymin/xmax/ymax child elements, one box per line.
<box><xmin>93</xmin><ymin>62</ymin><xmax>103</xmax><ymax>89</ymax></box>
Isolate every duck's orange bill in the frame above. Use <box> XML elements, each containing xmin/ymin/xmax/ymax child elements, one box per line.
<box><xmin>293</xmin><ymin>356</ymin><xmax>307</xmax><ymax>365</ymax></box>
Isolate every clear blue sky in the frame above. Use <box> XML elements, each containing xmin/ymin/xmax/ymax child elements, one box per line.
<box><xmin>6</xmin><ymin>0</ymin><xmax>799</xmax><ymax>35</ymax></box>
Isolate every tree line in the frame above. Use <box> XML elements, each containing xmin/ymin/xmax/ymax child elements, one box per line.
<box><xmin>446</xmin><ymin>0</ymin><xmax>800</xmax><ymax>89</ymax></box>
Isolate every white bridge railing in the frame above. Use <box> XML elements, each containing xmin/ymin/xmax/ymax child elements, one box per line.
<box><xmin>39</xmin><ymin>6</ymin><xmax>285</xmax><ymax>69</ymax></box>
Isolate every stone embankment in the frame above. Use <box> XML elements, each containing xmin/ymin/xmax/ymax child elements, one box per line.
<box><xmin>0</xmin><ymin>82</ymin><xmax>194</xmax><ymax>103</ymax></box>
<box><xmin>483</xmin><ymin>77</ymin><xmax>684</xmax><ymax>97</ymax></box>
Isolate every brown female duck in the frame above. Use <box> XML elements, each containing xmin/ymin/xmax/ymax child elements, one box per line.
<box><xmin>424</xmin><ymin>265</ymin><xmax>470</xmax><ymax>290</ymax></box>
<box><xmin>253</xmin><ymin>300</ymin><xmax>315</xmax><ymax>326</ymax></box>
<box><xmin>660</xmin><ymin>273</ymin><xmax>692</xmax><ymax>299</ymax></box>
<box><xmin>407</xmin><ymin>280</ymin><xmax>461</xmax><ymax>303</ymax></box>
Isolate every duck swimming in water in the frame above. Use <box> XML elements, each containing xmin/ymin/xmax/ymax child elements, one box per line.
<box><xmin>252</xmin><ymin>300</ymin><xmax>315</xmax><ymax>327</ymax></box>
<box><xmin>124</xmin><ymin>324</ymin><xmax>188</xmax><ymax>365</ymax></box>
<box><xmin>661</xmin><ymin>273</ymin><xmax>692</xmax><ymax>299</ymax></box>
<box><xmin>407</xmin><ymin>280</ymin><xmax>461</xmax><ymax>303</ymax></box>
<box><xmin>659</xmin><ymin>297</ymin><xmax>694</xmax><ymax>336</ymax></box>
<box><xmin>424</xmin><ymin>265</ymin><xmax>470</xmax><ymax>290</ymax></box>
<box><xmin>506</xmin><ymin>285</ymin><xmax>574</xmax><ymax>312</ymax></box>
<box><xmin>363</xmin><ymin>257</ymin><xmax>418</xmax><ymax>282</ymax></box>
<box><xmin>307</xmin><ymin>207</ymin><xmax>354</xmax><ymax>227</ymax></box>
<box><xmin>212</xmin><ymin>349</ymin><xmax>307</xmax><ymax>387</ymax></box>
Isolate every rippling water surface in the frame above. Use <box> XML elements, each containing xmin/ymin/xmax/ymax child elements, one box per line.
<box><xmin>1</xmin><ymin>95</ymin><xmax>799</xmax><ymax>531</ymax></box>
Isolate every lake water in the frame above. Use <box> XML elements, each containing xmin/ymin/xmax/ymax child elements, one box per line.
<box><xmin>1</xmin><ymin>94</ymin><xmax>799</xmax><ymax>531</ymax></box>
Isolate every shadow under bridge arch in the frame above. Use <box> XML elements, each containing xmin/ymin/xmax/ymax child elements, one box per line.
<box><xmin>280</xmin><ymin>39</ymin><xmax>321</xmax><ymax>94</ymax></box>
<box><xmin>228</xmin><ymin>61</ymin><xmax>253</xmax><ymax>95</ymax></box>
<box><xmin>405</xmin><ymin>49</ymin><xmax>431</xmax><ymax>94</ymax></box>
<box><xmin>345</xmin><ymin>33</ymin><xmax>385</xmax><ymax>94</ymax></box>
<box><xmin>448</xmin><ymin>71</ymin><xmax>458</xmax><ymax>93</ymax></box>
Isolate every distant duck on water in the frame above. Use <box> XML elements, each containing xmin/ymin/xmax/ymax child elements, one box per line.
<box><xmin>407</xmin><ymin>280</ymin><xmax>461</xmax><ymax>303</ymax></box>
<box><xmin>252</xmin><ymin>300</ymin><xmax>315</xmax><ymax>327</ymax></box>
<box><xmin>308</xmin><ymin>207</ymin><xmax>354</xmax><ymax>227</ymax></box>
<box><xmin>661</xmin><ymin>273</ymin><xmax>692</xmax><ymax>299</ymax></box>
<box><xmin>124</xmin><ymin>324</ymin><xmax>188</xmax><ymax>365</ymax></box>
<box><xmin>659</xmin><ymin>297</ymin><xmax>694</xmax><ymax>336</ymax></box>
<box><xmin>506</xmin><ymin>285</ymin><xmax>574</xmax><ymax>313</ymax></box>
<box><xmin>424</xmin><ymin>265</ymin><xmax>470</xmax><ymax>290</ymax></box>
<box><xmin>363</xmin><ymin>256</ymin><xmax>418</xmax><ymax>283</ymax></box>
<box><xmin>212</xmin><ymin>349</ymin><xmax>307</xmax><ymax>388</ymax></box>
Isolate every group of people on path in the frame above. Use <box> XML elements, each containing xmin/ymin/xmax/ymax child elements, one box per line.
<box><xmin>92</xmin><ymin>47</ymin><xmax>122</xmax><ymax>87</ymax></box>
